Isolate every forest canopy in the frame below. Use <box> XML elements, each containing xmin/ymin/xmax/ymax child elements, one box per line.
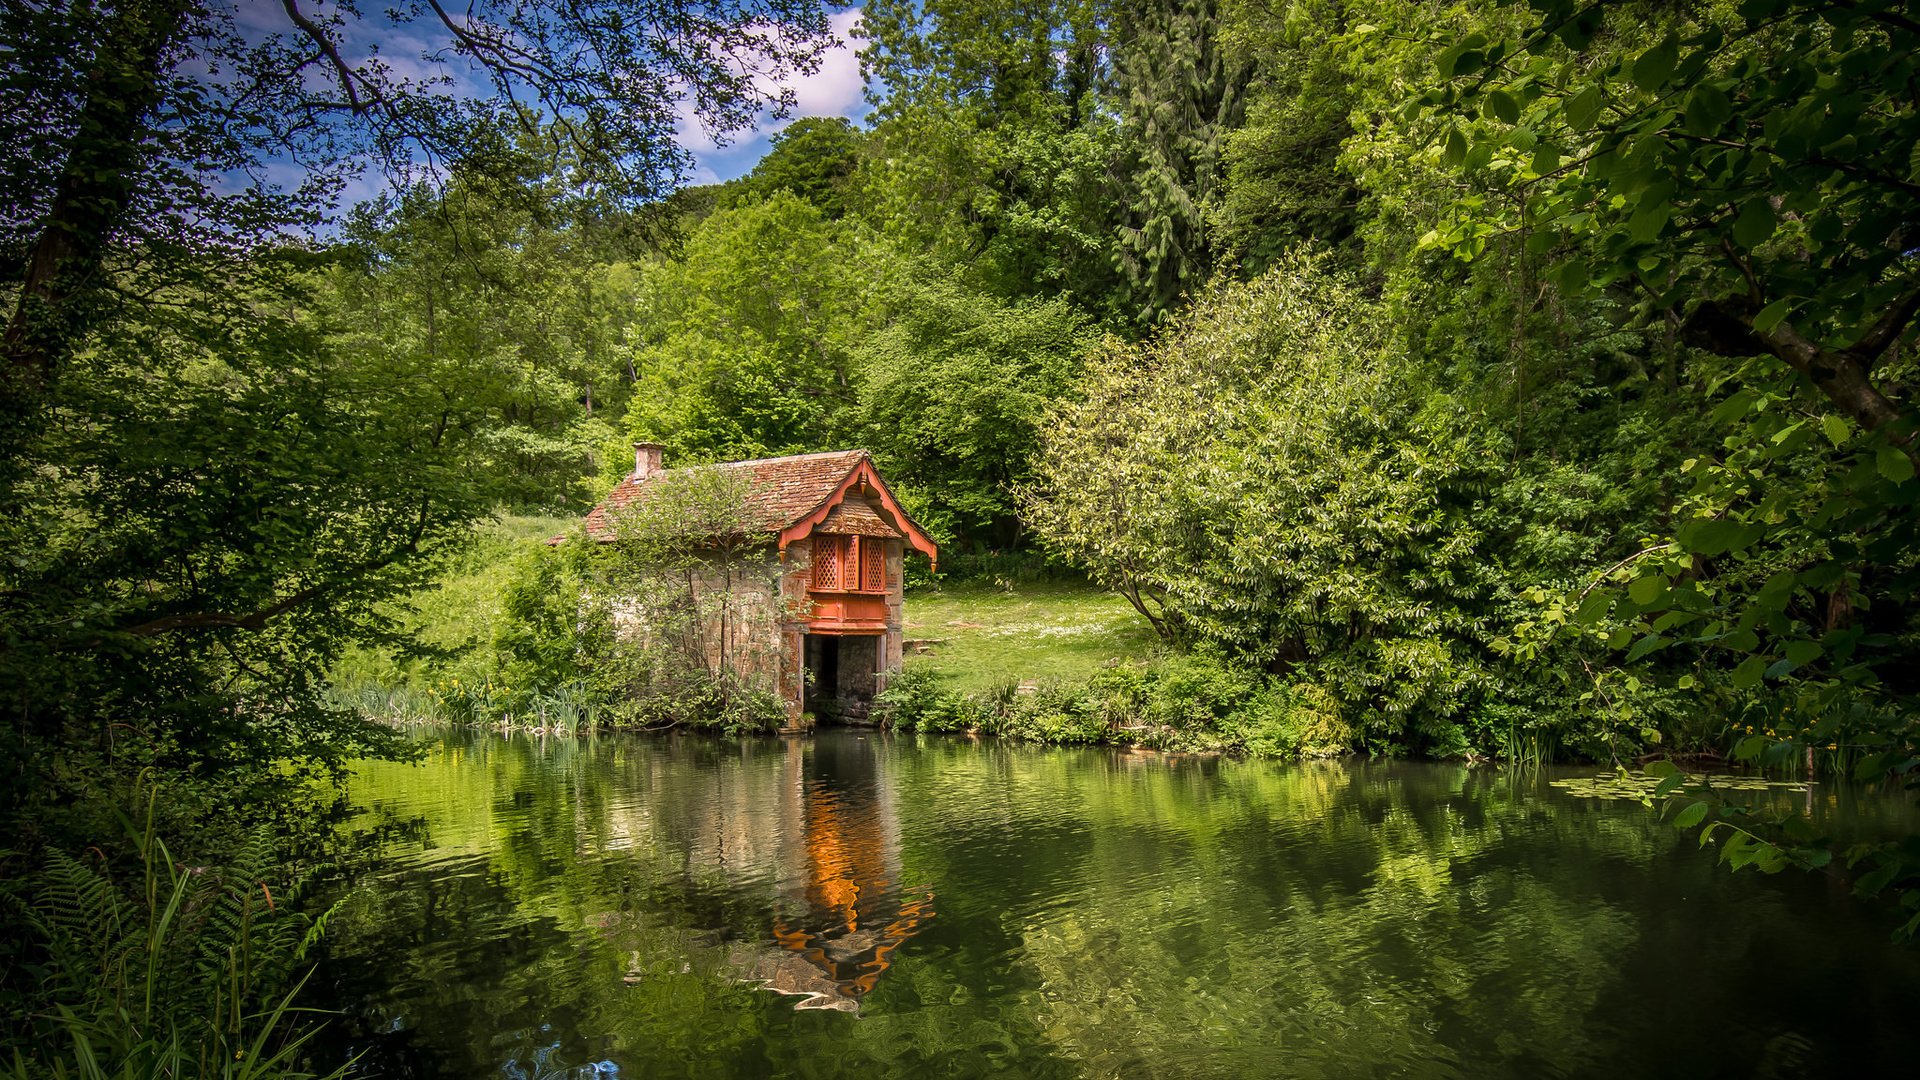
<box><xmin>2</xmin><ymin>0</ymin><xmax>1917</xmax><ymax>980</ymax></box>
<box><xmin>0</xmin><ymin>0</ymin><xmax>834</xmax><ymax>832</ymax></box>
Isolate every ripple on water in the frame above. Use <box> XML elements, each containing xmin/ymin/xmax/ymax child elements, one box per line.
<box><xmin>313</xmin><ymin>729</ymin><xmax>1920</xmax><ymax>1079</ymax></box>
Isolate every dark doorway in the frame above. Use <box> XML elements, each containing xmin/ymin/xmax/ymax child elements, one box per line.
<box><xmin>805</xmin><ymin>634</ymin><xmax>840</xmax><ymax>717</ymax></box>
<box><xmin>803</xmin><ymin>634</ymin><xmax>881</xmax><ymax>723</ymax></box>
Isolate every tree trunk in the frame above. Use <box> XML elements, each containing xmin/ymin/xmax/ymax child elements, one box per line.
<box><xmin>1683</xmin><ymin>299</ymin><xmax>1912</xmax><ymax>441</ymax></box>
<box><xmin>1</xmin><ymin>0</ymin><xmax>191</xmax><ymax>476</ymax></box>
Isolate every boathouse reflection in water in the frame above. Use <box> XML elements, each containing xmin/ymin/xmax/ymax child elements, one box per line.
<box><xmin>323</xmin><ymin>731</ymin><xmax>1920</xmax><ymax>1077</ymax></box>
<box><xmin>727</xmin><ymin>734</ymin><xmax>933</xmax><ymax>1012</ymax></box>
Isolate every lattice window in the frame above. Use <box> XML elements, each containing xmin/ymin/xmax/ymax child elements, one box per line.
<box><xmin>811</xmin><ymin>536</ymin><xmax>846</xmax><ymax>590</ymax></box>
<box><xmin>861</xmin><ymin>538</ymin><xmax>887</xmax><ymax>593</ymax></box>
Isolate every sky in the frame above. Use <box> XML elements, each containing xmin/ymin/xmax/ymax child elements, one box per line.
<box><xmin>221</xmin><ymin>0</ymin><xmax>874</xmax><ymax>215</ymax></box>
<box><xmin>674</xmin><ymin>7</ymin><xmax>873</xmax><ymax>187</ymax></box>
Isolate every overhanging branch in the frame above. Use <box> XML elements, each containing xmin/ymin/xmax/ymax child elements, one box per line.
<box><xmin>1848</xmin><ymin>287</ymin><xmax>1920</xmax><ymax>370</ymax></box>
<box><xmin>1682</xmin><ymin>299</ymin><xmax>1905</xmax><ymax>433</ymax></box>
<box><xmin>279</xmin><ymin>0</ymin><xmax>380</xmax><ymax>116</ymax></box>
<box><xmin>115</xmin><ymin>500</ymin><xmax>436</xmax><ymax>640</ymax></box>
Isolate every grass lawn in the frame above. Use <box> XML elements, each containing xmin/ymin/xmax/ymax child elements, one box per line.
<box><xmin>901</xmin><ymin>580</ymin><xmax>1162</xmax><ymax>692</ymax></box>
<box><xmin>336</xmin><ymin>512</ymin><xmax>577</xmax><ymax>685</ymax></box>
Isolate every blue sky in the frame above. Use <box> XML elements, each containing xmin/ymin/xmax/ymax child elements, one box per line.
<box><xmin>674</xmin><ymin>7</ymin><xmax>872</xmax><ymax>186</ymax></box>
<box><xmin>226</xmin><ymin>1</ymin><xmax>874</xmax><ymax>214</ymax></box>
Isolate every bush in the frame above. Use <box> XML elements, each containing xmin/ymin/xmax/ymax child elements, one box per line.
<box><xmin>873</xmin><ymin>665</ymin><xmax>978</xmax><ymax>732</ymax></box>
<box><xmin>1142</xmin><ymin>651</ymin><xmax>1257</xmax><ymax>732</ymax></box>
<box><xmin>1023</xmin><ymin>254</ymin><xmax>1713</xmax><ymax>762</ymax></box>
<box><xmin>1002</xmin><ymin>681</ymin><xmax>1110</xmax><ymax>744</ymax></box>
<box><xmin>928</xmin><ymin>549</ymin><xmax>1075</xmax><ymax>586</ymax></box>
<box><xmin>492</xmin><ymin>542</ymin><xmax>595</xmax><ymax>709</ymax></box>
<box><xmin>880</xmin><ymin>653</ymin><xmax>1358</xmax><ymax>759</ymax></box>
<box><xmin>1231</xmin><ymin>681</ymin><xmax>1354</xmax><ymax>759</ymax></box>
<box><xmin>604</xmin><ymin>671</ymin><xmax>786</xmax><ymax>735</ymax></box>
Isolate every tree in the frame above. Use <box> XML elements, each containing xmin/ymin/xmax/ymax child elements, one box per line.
<box><xmin>1213</xmin><ymin>0</ymin><xmax>1368</xmax><ymax>272</ymax></box>
<box><xmin>1026</xmin><ymin>257</ymin><xmax>1516</xmax><ymax>748</ymax></box>
<box><xmin>723</xmin><ymin>117</ymin><xmax>866</xmax><ymax>218</ymax></box>
<box><xmin>1415</xmin><ymin>0</ymin><xmax>1920</xmax><ymax>919</ymax></box>
<box><xmin>855</xmin><ymin>278</ymin><xmax>1094</xmax><ymax>548</ymax></box>
<box><xmin>619</xmin><ymin>193</ymin><xmax>882</xmax><ymax>465</ymax></box>
<box><xmin>1420</xmin><ymin>0</ymin><xmax>1917</xmax><ymax>437</ymax></box>
<box><xmin>1</xmin><ymin>0</ymin><xmax>834</xmax><ymax>478</ymax></box>
<box><xmin>0</xmin><ymin>265</ymin><xmax>484</xmax><ymax>813</ymax></box>
<box><xmin>855</xmin><ymin>0</ymin><xmax>1128</xmax><ymax>316</ymax></box>
<box><xmin>1111</xmin><ymin>0</ymin><xmax>1251</xmax><ymax>323</ymax></box>
<box><xmin>323</xmin><ymin>157</ymin><xmax>646</xmax><ymax>510</ymax></box>
<box><xmin>0</xmin><ymin>0</ymin><xmax>833</xmax><ymax>828</ymax></box>
<box><xmin>1420</xmin><ymin>0</ymin><xmax>1919</xmax><ymax>715</ymax></box>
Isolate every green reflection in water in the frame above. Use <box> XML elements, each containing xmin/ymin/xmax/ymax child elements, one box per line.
<box><xmin>314</xmin><ymin>731</ymin><xmax>1920</xmax><ymax>1079</ymax></box>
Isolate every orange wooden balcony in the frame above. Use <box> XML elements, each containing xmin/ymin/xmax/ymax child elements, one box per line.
<box><xmin>806</xmin><ymin>590</ymin><xmax>890</xmax><ymax>633</ymax></box>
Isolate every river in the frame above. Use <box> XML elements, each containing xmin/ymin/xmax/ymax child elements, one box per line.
<box><xmin>311</xmin><ymin>729</ymin><xmax>1920</xmax><ymax>1077</ymax></box>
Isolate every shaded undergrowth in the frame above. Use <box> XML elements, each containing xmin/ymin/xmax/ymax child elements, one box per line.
<box><xmin>1</xmin><ymin>781</ymin><xmax>350</xmax><ymax>1078</ymax></box>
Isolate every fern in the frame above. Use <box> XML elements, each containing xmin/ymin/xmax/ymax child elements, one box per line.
<box><xmin>20</xmin><ymin>848</ymin><xmax>139</xmax><ymax>1014</ymax></box>
<box><xmin>3</xmin><ymin>784</ymin><xmax>350</xmax><ymax>1078</ymax></box>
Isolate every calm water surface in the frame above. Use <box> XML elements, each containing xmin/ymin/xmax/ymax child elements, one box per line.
<box><xmin>314</xmin><ymin>730</ymin><xmax>1920</xmax><ymax>1078</ymax></box>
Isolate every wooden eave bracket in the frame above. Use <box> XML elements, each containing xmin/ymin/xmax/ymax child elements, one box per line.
<box><xmin>777</xmin><ymin>459</ymin><xmax>939</xmax><ymax>570</ymax></box>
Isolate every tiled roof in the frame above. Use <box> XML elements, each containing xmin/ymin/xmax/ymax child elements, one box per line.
<box><xmin>583</xmin><ymin>449</ymin><xmax>872</xmax><ymax>542</ymax></box>
<box><xmin>814</xmin><ymin>499</ymin><xmax>902</xmax><ymax>538</ymax></box>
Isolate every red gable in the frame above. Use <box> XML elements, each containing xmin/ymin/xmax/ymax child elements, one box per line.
<box><xmin>579</xmin><ymin>449</ymin><xmax>937</xmax><ymax>566</ymax></box>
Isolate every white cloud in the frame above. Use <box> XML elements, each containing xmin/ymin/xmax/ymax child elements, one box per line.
<box><xmin>674</xmin><ymin>7</ymin><xmax>872</xmax><ymax>184</ymax></box>
<box><xmin>672</xmin><ymin>97</ymin><xmax>724</xmax><ymax>155</ymax></box>
<box><xmin>789</xmin><ymin>8</ymin><xmax>868</xmax><ymax>118</ymax></box>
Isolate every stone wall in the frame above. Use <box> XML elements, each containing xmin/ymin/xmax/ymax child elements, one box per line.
<box><xmin>686</xmin><ymin>548</ymin><xmax>788</xmax><ymax>688</ymax></box>
<box><xmin>604</xmin><ymin>546</ymin><xmax>792</xmax><ymax>707</ymax></box>
<box><xmin>881</xmin><ymin>540</ymin><xmax>904</xmax><ymax>690</ymax></box>
<box><xmin>776</xmin><ymin>543</ymin><xmax>814</xmax><ymax>720</ymax></box>
<box><xmin>606</xmin><ymin>535</ymin><xmax>911</xmax><ymax>724</ymax></box>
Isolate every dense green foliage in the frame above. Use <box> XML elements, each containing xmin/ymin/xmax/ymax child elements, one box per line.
<box><xmin>856</xmin><ymin>282</ymin><xmax>1095</xmax><ymax>546</ymax></box>
<box><xmin>0</xmin><ymin>0</ymin><xmax>833</xmax><ymax>1068</ymax></box>
<box><xmin>1</xmin><ymin>0</ymin><xmax>834</xmax><ymax>790</ymax></box>
<box><xmin>1414</xmin><ymin>0</ymin><xmax>1920</xmax><ymax>709</ymax></box>
<box><xmin>6</xmin><ymin>0</ymin><xmax>1920</xmax><ymax>1043</ymax></box>
<box><xmin>1</xmin><ymin>786</ymin><xmax>347</xmax><ymax>1077</ymax></box>
<box><xmin>620</xmin><ymin>192</ymin><xmax>879</xmax><ymax>466</ymax></box>
<box><xmin>1029</xmin><ymin>263</ymin><xmax>1501</xmax><ymax>738</ymax></box>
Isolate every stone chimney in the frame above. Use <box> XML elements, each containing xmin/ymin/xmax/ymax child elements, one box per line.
<box><xmin>633</xmin><ymin>442</ymin><xmax>664</xmax><ymax>479</ymax></box>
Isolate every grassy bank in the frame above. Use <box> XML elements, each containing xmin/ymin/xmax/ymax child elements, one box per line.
<box><xmin>873</xmin><ymin>655</ymin><xmax>1357</xmax><ymax>758</ymax></box>
<box><xmin>336</xmin><ymin>533</ymin><xmax>1359</xmax><ymax>758</ymax></box>
<box><xmin>335</xmin><ymin>513</ymin><xmax>574</xmax><ymax>688</ymax></box>
<box><xmin>901</xmin><ymin>580</ymin><xmax>1160</xmax><ymax>692</ymax></box>
<box><xmin>889</xmin><ymin>581</ymin><xmax>1357</xmax><ymax>758</ymax></box>
<box><xmin>338</xmin><ymin>539</ymin><xmax>1158</xmax><ymax>721</ymax></box>
<box><xmin>332</xmin><ymin>513</ymin><xmax>579</xmax><ymax>730</ymax></box>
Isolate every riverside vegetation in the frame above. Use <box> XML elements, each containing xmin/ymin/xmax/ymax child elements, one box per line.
<box><xmin>3</xmin><ymin>0</ymin><xmax>1919</xmax><ymax>1072</ymax></box>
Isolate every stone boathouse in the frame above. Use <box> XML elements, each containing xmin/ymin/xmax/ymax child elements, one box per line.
<box><xmin>582</xmin><ymin>444</ymin><xmax>938</xmax><ymax>723</ymax></box>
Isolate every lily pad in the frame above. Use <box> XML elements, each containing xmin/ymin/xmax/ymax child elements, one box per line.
<box><xmin>1550</xmin><ymin>770</ymin><xmax>1808</xmax><ymax>802</ymax></box>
